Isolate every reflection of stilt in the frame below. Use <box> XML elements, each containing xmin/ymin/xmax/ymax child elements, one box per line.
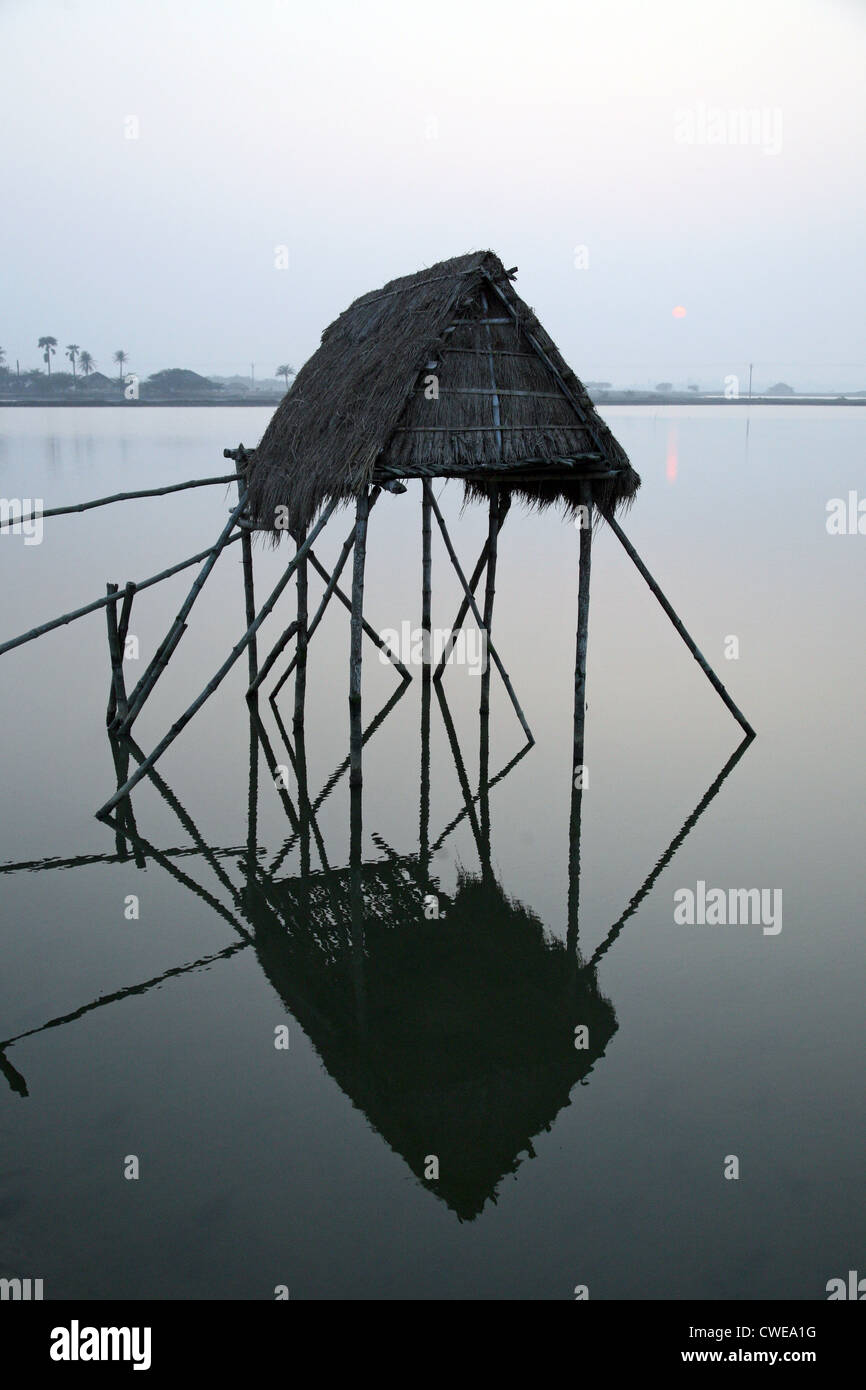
<box><xmin>246</xmin><ymin>698</ymin><xmax>259</xmax><ymax>909</ymax></box>
<box><xmin>588</xmin><ymin>732</ymin><xmax>754</xmax><ymax>967</ymax></box>
<box><xmin>107</xmin><ymin>734</ymin><xmax>145</xmax><ymax>868</ymax></box>
<box><xmin>268</xmin><ymin>680</ymin><xmax>409</xmax><ymax>877</ymax></box>
<box><xmin>568</xmin><ymin>493</ymin><xmax>593</xmax><ymax>955</ymax></box>
<box><xmin>435</xmin><ymin>682</ymin><xmax>485</xmax><ymax>865</ymax></box>
<box><xmin>270</xmin><ymin>701</ymin><xmax>330</xmax><ymax>872</ymax></box>
<box><xmin>349</xmin><ymin>737</ymin><xmax>367</xmax><ymax>1035</ymax></box>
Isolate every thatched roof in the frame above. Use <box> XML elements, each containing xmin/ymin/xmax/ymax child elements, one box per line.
<box><xmin>246</xmin><ymin>250</ymin><xmax>639</xmax><ymax>535</ymax></box>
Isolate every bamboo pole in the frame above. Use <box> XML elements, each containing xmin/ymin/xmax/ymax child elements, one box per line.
<box><xmin>234</xmin><ymin>456</ymin><xmax>258</xmax><ymax>687</ymax></box>
<box><xmin>95</xmin><ymin>496</ymin><xmax>339</xmax><ymax>818</ymax></box>
<box><xmin>422</xmin><ymin>480</ymin><xmax>433</xmax><ymax>645</ymax></box>
<box><xmin>420</xmin><ymin>481</ymin><xmax>433</xmax><ymax>871</ymax></box>
<box><xmin>105</xmin><ymin>585</ymin><xmax>127</xmax><ymax>727</ymax></box>
<box><xmin>603</xmin><ymin>511</ymin><xmax>756</xmax><ymax>738</ymax></box>
<box><xmin>349</xmin><ymin>489</ymin><xmax>371</xmax><ymax>791</ymax></box>
<box><xmin>479</xmin><ymin>488</ymin><xmax>500</xmax><ymax>720</ymax></box>
<box><xmin>265</xmin><ymin>513</ymin><xmax>364</xmax><ymax>699</ymax></box>
<box><xmin>432</xmin><ymin>494</ymin><xmax>510</xmax><ymax>681</ymax></box>
<box><xmin>118</xmin><ymin>621</ymin><xmax>187</xmax><ymax>733</ymax></box>
<box><xmin>250</xmin><ymin>619</ymin><xmax>299</xmax><ymax>695</ymax></box>
<box><xmin>479</xmin><ymin>488</ymin><xmax>500</xmax><ymax>868</ymax></box>
<box><xmin>293</xmin><ymin>525</ymin><xmax>308</xmax><ymax>728</ymax></box>
<box><xmin>0</xmin><ymin>474</ymin><xmax>238</xmax><ymax>530</ymax></box>
<box><xmin>306</xmin><ymin>548</ymin><xmax>412</xmax><ymax>682</ymax></box>
<box><xmin>428</xmin><ymin>491</ymin><xmax>533</xmax><ymax>744</ymax></box>
<box><xmin>0</xmin><ymin>534</ymin><xmax>243</xmax><ymax>659</ymax></box>
<box><xmin>568</xmin><ymin>492</ymin><xmax>593</xmax><ymax>953</ymax></box>
<box><xmin>117</xmin><ymin>582</ymin><xmax>135</xmax><ymax>650</ymax></box>
<box><xmin>120</xmin><ymin>494</ymin><xmax>248</xmax><ymax>731</ymax></box>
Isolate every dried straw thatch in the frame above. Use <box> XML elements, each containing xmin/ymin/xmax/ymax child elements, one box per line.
<box><xmin>246</xmin><ymin>250</ymin><xmax>639</xmax><ymax>535</ymax></box>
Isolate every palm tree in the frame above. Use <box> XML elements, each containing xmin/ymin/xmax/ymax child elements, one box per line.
<box><xmin>38</xmin><ymin>336</ymin><xmax>57</xmax><ymax>375</ymax></box>
<box><xmin>0</xmin><ymin>347</ymin><xmax>6</xmax><ymax>371</ymax></box>
<box><xmin>113</xmin><ymin>349</ymin><xmax>128</xmax><ymax>382</ymax></box>
<box><xmin>275</xmin><ymin>364</ymin><xmax>295</xmax><ymax>391</ymax></box>
<box><xmin>79</xmin><ymin>351</ymin><xmax>95</xmax><ymax>377</ymax></box>
<box><xmin>66</xmin><ymin>344</ymin><xmax>80</xmax><ymax>383</ymax></box>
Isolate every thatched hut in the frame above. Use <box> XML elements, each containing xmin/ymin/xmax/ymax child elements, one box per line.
<box><xmin>245</xmin><ymin>249</ymin><xmax>639</xmax><ymax>534</ymax></box>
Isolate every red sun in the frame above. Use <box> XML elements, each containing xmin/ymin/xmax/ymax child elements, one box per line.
<box><xmin>672</xmin><ymin>305</ymin><xmax>687</xmax><ymax>318</ymax></box>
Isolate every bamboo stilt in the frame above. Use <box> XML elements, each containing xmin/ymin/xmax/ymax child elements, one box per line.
<box><xmin>428</xmin><ymin>492</ymin><xmax>533</xmax><ymax>744</ymax></box>
<box><xmin>568</xmin><ymin>493</ymin><xmax>593</xmax><ymax>954</ymax></box>
<box><xmin>267</xmin><ymin>491</ymin><xmax>382</xmax><ymax>700</ymax></box>
<box><xmin>479</xmin><ymin>488</ymin><xmax>500</xmax><ymax>721</ymax></box>
<box><xmin>235</xmin><ymin>456</ymin><xmax>258</xmax><ymax>688</ymax></box>
<box><xmin>479</xmin><ymin>489</ymin><xmax>500</xmax><ymax>871</ymax></box>
<box><xmin>120</xmin><ymin>494</ymin><xmax>247</xmax><ymax>731</ymax></box>
<box><xmin>432</xmin><ymin>494</ymin><xmax>510</xmax><ymax>681</ymax></box>
<box><xmin>603</xmin><ymin>511</ymin><xmax>756</xmax><ymax>738</ymax></box>
<box><xmin>95</xmin><ymin>496</ymin><xmax>339</xmax><ymax>818</ymax></box>
<box><xmin>349</xmin><ymin>489</ymin><xmax>371</xmax><ymax>791</ymax></box>
<box><xmin>250</xmin><ymin>620</ymin><xmax>299</xmax><ymax>695</ymax></box>
<box><xmin>420</xmin><ymin>481</ymin><xmax>432</xmax><ymax>873</ymax></box>
<box><xmin>306</xmin><ymin>547</ymin><xmax>412</xmax><ymax>682</ymax></box>
<box><xmin>117</xmin><ymin>583</ymin><xmax>135</xmax><ymax>651</ymax></box>
<box><xmin>105</xmin><ymin>585</ymin><xmax>127</xmax><ymax>727</ymax></box>
<box><xmin>293</xmin><ymin>526</ymin><xmax>308</xmax><ymax>728</ymax></box>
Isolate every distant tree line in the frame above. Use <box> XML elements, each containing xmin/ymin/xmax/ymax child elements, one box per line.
<box><xmin>0</xmin><ymin>342</ymin><xmax>298</xmax><ymax>399</ymax></box>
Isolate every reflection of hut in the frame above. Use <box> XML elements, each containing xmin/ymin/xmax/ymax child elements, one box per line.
<box><xmin>248</xmin><ymin>860</ymin><xmax>617</xmax><ymax>1221</ymax></box>
<box><xmin>245</xmin><ymin>249</ymin><xmax>639</xmax><ymax>536</ymax></box>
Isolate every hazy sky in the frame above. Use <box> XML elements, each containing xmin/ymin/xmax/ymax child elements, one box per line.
<box><xmin>3</xmin><ymin>0</ymin><xmax>864</xmax><ymax>389</ymax></box>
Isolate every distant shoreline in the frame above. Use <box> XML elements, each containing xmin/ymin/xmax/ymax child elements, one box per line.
<box><xmin>0</xmin><ymin>394</ymin><xmax>863</xmax><ymax>408</ymax></box>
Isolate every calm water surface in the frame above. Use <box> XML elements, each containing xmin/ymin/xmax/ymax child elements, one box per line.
<box><xmin>0</xmin><ymin>405</ymin><xmax>863</xmax><ymax>1299</ymax></box>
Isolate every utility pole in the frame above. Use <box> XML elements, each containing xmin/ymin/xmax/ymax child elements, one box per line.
<box><xmin>748</xmin><ymin>363</ymin><xmax>753</xmax><ymax>401</ymax></box>
<box><xmin>250</xmin><ymin>362</ymin><xmax>255</xmax><ymax>392</ymax></box>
